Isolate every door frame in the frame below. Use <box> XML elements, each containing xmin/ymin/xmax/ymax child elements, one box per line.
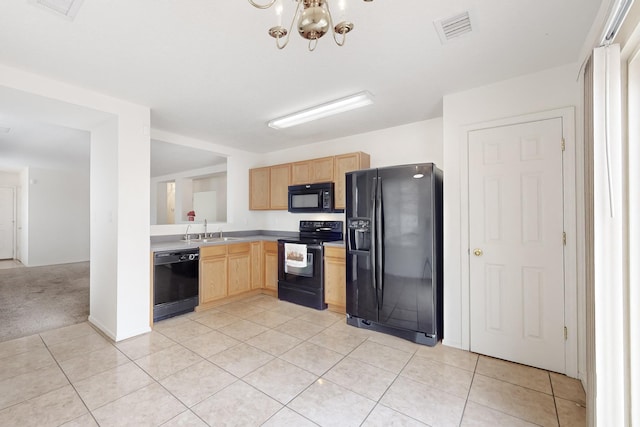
<box><xmin>0</xmin><ymin>186</ymin><xmax>17</xmax><ymax>260</ymax></box>
<box><xmin>459</xmin><ymin>107</ymin><xmax>578</xmax><ymax>377</ymax></box>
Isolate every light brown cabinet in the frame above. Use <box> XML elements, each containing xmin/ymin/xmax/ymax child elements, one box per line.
<box><xmin>250</xmin><ymin>241</ymin><xmax>263</xmax><ymax>290</ymax></box>
<box><xmin>200</xmin><ymin>245</ymin><xmax>228</xmax><ymax>304</ymax></box>
<box><xmin>198</xmin><ymin>240</ymin><xmax>280</xmax><ymax>309</ymax></box>
<box><xmin>227</xmin><ymin>243</ymin><xmax>251</xmax><ymax>296</ymax></box>
<box><xmin>334</xmin><ymin>152</ymin><xmax>370</xmax><ymax>210</ymax></box>
<box><xmin>249</xmin><ymin>167</ymin><xmax>270</xmax><ymax>210</ymax></box>
<box><xmin>291</xmin><ymin>156</ymin><xmax>335</xmax><ymax>185</ymax></box>
<box><xmin>249</xmin><ymin>164</ymin><xmax>291</xmax><ymax>210</ymax></box>
<box><xmin>324</xmin><ymin>246</ymin><xmax>346</xmax><ymax>313</ymax></box>
<box><xmin>269</xmin><ymin>164</ymin><xmax>291</xmax><ymax>209</ymax></box>
<box><xmin>263</xmin><ymin>241</ymin><xmax>278</xmax><ymax>291</ymax></box>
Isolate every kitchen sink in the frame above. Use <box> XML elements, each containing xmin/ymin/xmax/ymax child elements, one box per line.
<box><xmin>185</xmin><ymin>237</ymin><xmax>243</xmax><ymax>243</ymax></box>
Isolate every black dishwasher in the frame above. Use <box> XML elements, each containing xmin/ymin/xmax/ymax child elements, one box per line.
<box><xmin>153</xmin><ymin>248</ymin><xmax>199</xmax><ymax>322</ymax></box>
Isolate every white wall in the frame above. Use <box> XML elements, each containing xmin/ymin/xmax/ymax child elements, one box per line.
<box><xmin>114</xmin><ymin>111</ymin><xmax>152</xmax><ymax>341</ymax></box>
<box><xmin>0</xmin><ymin>171</ymin><xmax>20</xmax><ymax>186</ymax></box>
<box><xmin>442</xmin><ymin>64</ymin><xmax>582</xmax><ymax>355</ymax></box>
<box><xmin>1</xmin><ymin>165</ymin><xmax>90</xmax><ymax>268</ymax></box>
<box><xmin>89</xmin><ymin>120</ymin><xmax>118</xmax><ymax>339</ymax></box>
<box><xmin>193</xmin><ymin>174</ymin><xmax>227</xmax><ymax>222</ymax></box>
<box><xmin>26</xmin><ymin>167</ymin><xmax>90</xmax><ymax>266</ymax></box>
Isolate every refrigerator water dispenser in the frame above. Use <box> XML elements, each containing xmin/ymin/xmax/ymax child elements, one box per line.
<box><xmin>347</xmin><ymin>218</ymin><xmax>371</xmax><ymax>252</ymax></box>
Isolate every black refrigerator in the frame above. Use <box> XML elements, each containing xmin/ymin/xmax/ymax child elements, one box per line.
<box><xmin>345</xmin><ymin>163</ymin><xmax>443</xmax><ymax>346</ymax></box>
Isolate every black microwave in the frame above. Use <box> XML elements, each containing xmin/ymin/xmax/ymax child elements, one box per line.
<box><xmin>288</xmin><ymin>182</ymin><xmax>335</xmax><ymax>213</ymax></box>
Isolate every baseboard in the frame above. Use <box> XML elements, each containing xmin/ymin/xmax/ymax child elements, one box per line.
<box><xmin>87</xmin><ymin>315</ymin><xmax>116</xmax><ymax>341</ymax></box>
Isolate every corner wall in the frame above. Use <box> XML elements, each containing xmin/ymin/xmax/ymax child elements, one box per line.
<box><xmin>0</xmin><ymin>64</ymin><xmax>152</xmax><ymax>341</ymax></box>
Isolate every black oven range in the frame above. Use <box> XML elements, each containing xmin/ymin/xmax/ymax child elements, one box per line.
<box><xmin>277</xmin><ymin>221</ymin><xmax>343</xmax><ymax>310</ymax></box>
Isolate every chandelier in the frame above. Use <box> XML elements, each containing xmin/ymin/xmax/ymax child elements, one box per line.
<box><xmin>248</xmin><ymin>0</ymin><xmax>373</xmax><ymax>51</ymax></box>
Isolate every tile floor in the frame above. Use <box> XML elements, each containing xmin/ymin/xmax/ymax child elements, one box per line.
<box><xmin>0</xmin><ymin>294</ymin><xmax>587</xmax><ymax>426</ymax></box>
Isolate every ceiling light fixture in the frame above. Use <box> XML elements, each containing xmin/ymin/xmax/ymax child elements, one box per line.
<box><xmin>268</xmin><ymin>91</ymin><xmax>374</xmax><ymax>129</ymax></box>
<box><xmin>248</xmin><ymin>0</ymin><xmax>373</xmax><ymax>51</ymax></box>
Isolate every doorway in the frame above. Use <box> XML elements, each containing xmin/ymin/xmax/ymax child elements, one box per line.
<box><xmin>0</xmin><ymin>187</ymin><xmax>15</xmax><ymax>260</ymax></box>
<box><xmin>460</xmin><ymin>107</ymin><xmax>580</xmax><ymax>378</ymax></box>
<box><xmin>468</xmin><ymin>117</ymin><xmax>566</xmax><ymax>373</ymax></box>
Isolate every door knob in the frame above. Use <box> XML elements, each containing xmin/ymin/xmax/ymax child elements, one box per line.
<box><xmin>473</xmin><ymin>248</ymin><xmax>483</xmax><ymax>257</ymax></box>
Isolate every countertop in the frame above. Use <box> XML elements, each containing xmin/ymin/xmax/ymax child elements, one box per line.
<box><xmin>151</xmin><ymin>233</ymin><xmax>293</xmax><ymax>252</ymax></box>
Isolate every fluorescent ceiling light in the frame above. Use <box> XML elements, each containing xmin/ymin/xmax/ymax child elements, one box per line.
<box><xmin>268</xmin><ymin>91</ymin><xmax>374</xmax><ymax>129</ymax></box>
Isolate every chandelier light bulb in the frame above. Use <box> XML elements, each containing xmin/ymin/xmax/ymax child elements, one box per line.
<box><xmin>275</xmin><ymin>0</ymin><xmax>283</xmax><ymax>26</ymax></box>
<box><xmin>338</xmin><ymin>0</ymin><xmax>347</xmax><ymax>20</ymax></box>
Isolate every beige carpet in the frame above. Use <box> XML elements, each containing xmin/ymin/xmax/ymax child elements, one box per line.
<box><xmin>0</xmin><ymin>262</ymin><xmax>89</xmax><ymax>342</ymax></box>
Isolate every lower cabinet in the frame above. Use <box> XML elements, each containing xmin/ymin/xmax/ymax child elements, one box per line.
<box><xmin>199</xmin><ymin>240</ymin><xmax>279</xmax><ymax>308</ymax></box>
<box><xmin>324</xmin><ymin>246</ymin><xmax>346</xmax><ymax>312</ymax></box>
<box><xmin>263</xmin><ymin>241</ymin><xmax>278</xmax><ymax>291</ymax></box>
<box><xmin>250</xmin><ymin>241</ymin><xmax>263</xmax><ymax>290</ymax></box>
<box><xmin>228</xmin><ymin>243</ymin><xmax>251</xmax><ymax>296</ymax></box>
<box><xmin>200</xmin><ymin>245</ymin><xmax>228</xmax><ymax>304</ymax></box>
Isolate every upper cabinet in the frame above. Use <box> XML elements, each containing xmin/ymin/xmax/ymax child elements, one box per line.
<box><xmin>291</xmin><ymin>156</ymin><xmax>335</xmax><ymax>185</ymax></box>
<box><xmin>334</xmin><ymin>152</ymin><xmax>370</xmax><ymax>210</ymax></box>
<box><xmin>269</xmin><ymin>164</ymin><xmax>291</xmax><ymax>209</ymax></box>
<box><xmin>249</xmin><ymin>164</ymin><xmax>291</xmax><ymax>210</ymax></box>
<box><xmin>249</xmin><ymin>167</ymin><xmax>271</xmax><ymax>210</ymax></box>
<box><xmin>249</xmin><ymin>152</ymin><xmax>369</xmax><ymax>211</ymax></box>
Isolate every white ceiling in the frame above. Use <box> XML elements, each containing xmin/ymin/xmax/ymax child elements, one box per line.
<box><xmin>0</xmin><ymin>0</ymin><xmax>603</xmax><ymax>169</ymax></box>
<box><xmin>150</xmin><ymin>139</ymin><xmax>227</xmax><ymax>178</ymax></box>
<box><xmin>0</xmin><ymin>114</ymin><xmax>89</xmax><ymax>172</ymax></box>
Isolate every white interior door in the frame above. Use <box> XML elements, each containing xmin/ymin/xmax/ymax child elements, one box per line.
<box><xmin>0</xmin><ymin>187</ymin><xmax>15</xmax><ymax>260</ymax></box>
<box><xmin>468</xmin><ymin>118</ymin><xmax>566</xmax><ymax>373</ymax></box>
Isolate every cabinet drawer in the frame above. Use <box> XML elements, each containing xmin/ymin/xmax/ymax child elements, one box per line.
<box><xmin>228</xmin><ymin>242</ymin><xmax>251</xmax><ymax>254</ymax></box>
<box><xmin>324</xmin><ymin>246</ymin><xmax>345</xmax><ymax>259</ymax></box>
<box><xmin>200</xmin><ymin>245</ymin><xmax>227</xmax><ymax>257</ymax></box>
<box><xmin>263</xmin><ymin>241</ymin><xmax>277</xmax><ymax>252</ymax></box>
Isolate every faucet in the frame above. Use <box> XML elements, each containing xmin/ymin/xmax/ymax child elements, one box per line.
<box><xmin>219</xmin><ymin>228</ymin><xmax>223</xmax><ymax>239</ymax></box>
<box><xmin>185</xmin><ymin>224</ymin><xmax>191</xmax><ymax>241</ymax></box>
<box><xmin>204</xmin><ymin>219</ymin><xmax>208</xmax><ymax>237</ymax></box>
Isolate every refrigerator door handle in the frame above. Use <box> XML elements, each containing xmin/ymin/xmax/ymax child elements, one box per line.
<box><xmin>376</xmin><ymin>177</ymin><xmax>384</xmax><ymax>308</ymax></box>
<box><xmin>370</xmin><ymin>177</ymin><xmax>377</xmax><ymax>292</ymax></box>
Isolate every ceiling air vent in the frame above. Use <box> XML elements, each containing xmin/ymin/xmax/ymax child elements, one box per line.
<box><xmin>29</xmin><ymin>0</ymin><xmax>85</xmax><ymax>20</ymax></box>
<box><xmin>434</xmin><ymin>11</ymin><xmax>473</xmax><ymax>43</ymax></box>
